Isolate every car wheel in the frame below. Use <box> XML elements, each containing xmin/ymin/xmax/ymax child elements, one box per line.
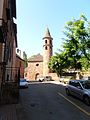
<box><xmin>66</xmin><ymin>89</ymin><xmax>70</xmax><ymax>96</ymax></box>
<box><xmin>83</xmin><ymin>95</ymin><xmax>90</xmax><ymax>106</ymax></box>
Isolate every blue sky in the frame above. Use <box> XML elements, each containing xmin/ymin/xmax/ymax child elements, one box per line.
<box><xmin>16</xmin><ymin>0</ymin><xmax>90</xmax><ymax>58</ymax></box>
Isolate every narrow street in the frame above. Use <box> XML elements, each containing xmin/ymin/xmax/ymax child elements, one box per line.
<box><xmin>17</xmin><ymin>81</ymin><xmax>90</xmax><ymax>120</ymax></box>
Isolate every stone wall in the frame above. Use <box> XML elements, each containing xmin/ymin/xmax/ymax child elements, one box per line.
<box><xmin>25</xmin><ymin>61</ymin><xmax>43</xmax><ymax>81</ymax></box>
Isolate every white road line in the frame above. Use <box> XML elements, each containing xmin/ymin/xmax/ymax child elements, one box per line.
<box><xmin>58</xmin><ymin>92</ymin><xmax>90</xmax><ymax>116</ymax></box>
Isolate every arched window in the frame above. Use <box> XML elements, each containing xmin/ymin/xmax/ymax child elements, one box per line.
<box><xmin>35</xmin><ymin>73</ymin><xmax>39</xmax><ymax>80</ymax></box>
<box><xmin>50</xmin><ymin>40</ymin><xmax>52</xmax><ymax>44</ymax></box>
<box><xmin>45</xmin><ymin>40</ymin><xmax>47</xmax><ymax>43</ymax></box>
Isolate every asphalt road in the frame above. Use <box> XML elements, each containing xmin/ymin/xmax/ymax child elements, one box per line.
<box><xmin>17</xmin><ymin>81</ymin><xmax>90</xmax><ymax>120</ymax></box>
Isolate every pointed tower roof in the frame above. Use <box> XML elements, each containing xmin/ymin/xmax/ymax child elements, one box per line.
<box><xmin>43</xmin><ymin>27</ymin><xmax>53</xmax><ymax>39</ymax></box>
<box><xmin>44</xmin><ymin>27</ymin><xmax>51</xmax><ymax>37</ymax></box>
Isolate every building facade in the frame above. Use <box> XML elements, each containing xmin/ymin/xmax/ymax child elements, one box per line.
<box><xmin>25</xmin><ymin>54</ymin><xmax>43</xmax><ymax>80</ymax></box>
<box><xmin>0</xmin><ymin>0</ymin><xmax>17</xmax><ymax>85</ymax></box>
<box><xmin>43</xmin><ymin>27</ymin><xmax>53</xmax><ymax>76</ymax></box>
<box><xmin>25</xmin><ymin>28</ymin><xmax>59</xmax><ymax>81</ymax></box>
<box><xmin>0</xmin><ymin>0</ymin><xmax>19</xmax><ymax>104</ymax></box>
<box><xmin>16</xmin><ymin>54</ymin><xmax>25</xmax><ymax>78</ymax></box>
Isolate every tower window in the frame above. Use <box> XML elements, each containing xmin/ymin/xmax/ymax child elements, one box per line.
<box><xmin>50</xmin><ymin>40</ymin><xmax>52</xmax><ymax>44</ymax></box>
<box><xmin>45</xmin><ymin>40</ymin><xmax>47</xmax><ymax>43</ymax></box>
<box><xmin>45</xmin><ymin>46</ymin><xmax>47</xmax><ymax>50</ymax></box>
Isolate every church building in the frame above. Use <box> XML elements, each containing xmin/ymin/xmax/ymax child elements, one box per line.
<box><xmin>25</xmin><ymin>28</ymin><xmax>58</xmax><ymax>81</ymax></box>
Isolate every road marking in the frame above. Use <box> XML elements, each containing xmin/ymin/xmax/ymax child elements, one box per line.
<box><xmin>58</xmin><ymin>92</ymin><xmax>90</xmax><ymax>116</ymax></box>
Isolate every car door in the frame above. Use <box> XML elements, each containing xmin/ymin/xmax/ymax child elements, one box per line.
<box><xmin>68</xmin><ymin>81</ymin><xmax>77</xmax><ymax>96</ymax></box>
<box><xmin>72</xmin><ymin>82</ymin><xmax>83</xmax><ymax>99</ymax></box>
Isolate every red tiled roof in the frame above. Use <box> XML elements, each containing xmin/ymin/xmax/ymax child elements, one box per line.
<box><xmin>28</xmin><ymin>54</ymin><xmax>43</xmax><ymax>62</ymax></box>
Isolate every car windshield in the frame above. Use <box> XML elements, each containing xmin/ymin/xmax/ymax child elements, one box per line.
<box><xmin>81</xmin><ymin>81</ymin><xmax>90</xmax><ymax>89</ymax></box>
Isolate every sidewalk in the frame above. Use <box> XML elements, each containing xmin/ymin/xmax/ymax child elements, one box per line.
<box><xmin>0</xmin><ymin>104</ymin><xmax>17</xmax><ymax>120</ymax></box>
<box><xmin>0</xmin><ymin>101</ymin><xmax>28</xmax><ymax>120</ymax></box>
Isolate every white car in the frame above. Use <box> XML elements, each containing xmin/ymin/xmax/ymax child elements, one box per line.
<box><xmin>37</xmin><ymin>76</ymin><xmax>45</xmax><ymax>82</ymax></box>
<box><xmin>20</xmin><ymin>78</ymin><xmax>28</xmax><ymax>88</ymax></box>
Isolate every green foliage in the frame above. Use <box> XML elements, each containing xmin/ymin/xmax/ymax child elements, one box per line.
<box><xmin>49</xmin><ymin>14</ymin><xmax>90</xmax><ymax>76</ymax></box>
<box><xmin>80</xmin><ymin>56</ymin><xmax>90</xmax><ymax>71</ymax></box>
<box><xmin>23</xmin><ymin>51</ymin><xmax>28</xmax><ymax>68</ymax></box>
<box><xmin>49</xmin><ymin>52</ymin><xmax>69</xmax><ymax>76</ymax></box>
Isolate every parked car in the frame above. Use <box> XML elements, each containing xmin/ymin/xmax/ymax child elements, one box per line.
<box><xmin>60</xmin><ymin>76</ymin><xmax>73</xmax><ymax>84</ymax></box>
<box><xmin>44</xmin><ymin>76</ymin><xmax>52</xmax><ymax>81</ymax></box>
<box><xmin>65</xmin><ymin>79</ymin><xmax>90</xmax><ymax>105</ymax></box>
<box><xmin>59</xmin><ymin>76</ymin><xmax>64</xmax><ymax>82</ymax></box>
<box><xmin>19</xmin><ymin>78</ymin><xmax>28</xmax><ymax>88</ymax></box>
<box><xmin>37</xmin><ymin>76</ymin><xmax>45</xmax><ymax>82</ymax></box>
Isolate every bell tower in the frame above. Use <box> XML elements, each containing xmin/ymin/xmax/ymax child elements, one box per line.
<box><xmin>43</xmin><ymin>27</ymin><xmax>53</xmax><ymax>76</ymax></box>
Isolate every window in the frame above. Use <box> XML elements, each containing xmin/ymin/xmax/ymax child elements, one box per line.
<box><xmin>69</xmin><ymin>81</ymin><xmax>81</xmax><ymax>88</ymax></box>
<box><xmin>81</xmin><ymin>81</ymin><xmax>90</xmax><ymax>89</ymax></box>
<box><xmin>69</xmin><ymin>81</ymin><xmax>76</xmax><ymax>86</ymax></box>
<box><xmin>45</xmin><ymin>40</ymin><xmax>47</xmax><ymax>44</ymax></box>
<box><xmin>36</xmin><ymin>63</ymin><xmax>39</xmax><ymax>66</ymax></box>
<box><xmin>50</xmin><ymin>40</ymin><xmax>52</xmax><ymax>44</ymax></box>
<box><xmin>75</xmin><ymin>82</ymin><xmax>81</xmax><ymax>88</ymax></box>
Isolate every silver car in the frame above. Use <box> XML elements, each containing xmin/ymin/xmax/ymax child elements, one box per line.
<box><xmin>65</xmin><ymin>79</ymin><xmax>90</xmax><ymax>105</ymax></box>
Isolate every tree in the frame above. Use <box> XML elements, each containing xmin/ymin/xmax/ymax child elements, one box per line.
<box><xmin>49</xmin><ymin>14</ymin><xmax>90</xmax><ymax>75</ymax></box>
<box><xmin>48</xmin><ymin>52</ymin><xmax>69</xmax><ymax>76</ymax></box>
<box><xmin>23</xmin><ymin>51</ymin><xmax>28</xmax><ymax>68</ymax></box>
<box><xmin>61</xmin><ymin>14</ymin><xmax>90</xmax><ymax>70</ymax></box>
